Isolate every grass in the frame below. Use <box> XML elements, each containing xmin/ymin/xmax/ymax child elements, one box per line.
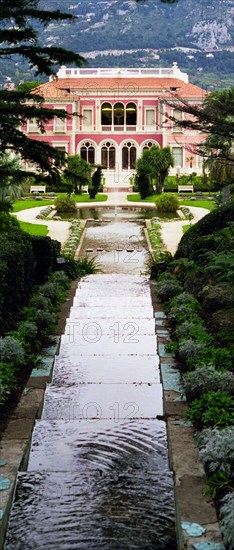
<box><xmin>13</xmin><ymin>193</ymin><xmax>107</xmax><ymax>212</ymax></box>
<box><xmin>127</xmin><ymin>193</ymin><xmax>215</xmax><ymax>210</ymax></box>
<box><xmin>180</xmin><ymin>199</ymin><xmax>215</xmax><ymax>211</ymax></box>
<box><xmin>73</xmin><ymin>193</ymin><xmax>107</xmax><ymax>202</ymax></box>
<box><xmin>18</xmin><ymin>221</ymin><xmax>48</xmax><ymax>236</ymax></box>
<box><xmin>13</xmin><ymin>199</ymin><xmax>55</xmax><ymax>212</ymax></box>
<box><xmin>182</xmin><ymin>224</ymin><xmax>192</xmax><ymax>234</ymax></box>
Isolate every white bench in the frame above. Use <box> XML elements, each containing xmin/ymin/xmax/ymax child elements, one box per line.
<box><xmin>178</xmin><ymin>185</ymin><xmax>194</xmax><ymax>193</ymax></box>
<box><xmin>30</xmin><ymin>185</ymin><xmax>46</xmax><ymax>193</ymax></box>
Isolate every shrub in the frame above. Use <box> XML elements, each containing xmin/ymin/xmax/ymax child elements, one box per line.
<box><xmin>34</xmin><ymin>310</ymin><xmax>56</xmax><ymax>332</ymax></box>
<box><xmin>178</xmin><ymin>339</ymin><xmax>207</xmax><ymax>368</ymax></box>
<box><xmin>51</xmin><ymin>271</ymin><xmax>70</xmax><ymax>289</ymax></box>
<box><xmin>55</xmin><ymin>195</ymin><xmax>77</xmax><ymax>213</ymax></box>
<box><xmin>168</xmin><ymin>305</ymin><xmax>200</xmax><ymax>325</ymax></box>
<box><xmin>39</xmin><ymin>282</ymin><xmax>61</xmax><ymax>305</ymax></box>
<box><xmin>0</xmin><ymin>362</ymin><xmax>16</xmax><ymax>392</ymax></box>
<box><xmin>170</xmin><ymin>292</ymin><xmax>201</xmax><ymax>312</ymax></box>
<box><xmin>176</xmin><ymin>200</ymin><xmax>234</xmax><ymax>259</ymax></box>
<box><xmin>15</xmin><ymin>321</ymin><xmax>39</xmax><ymax>347</ymax></box>
<box><xmin>75</xmin><ymin>256</ymin><xmax>101</xmax><ymax>278</ymax></box>
<box><xmin>32</xmin><ymin>236</ymin><xmax>61</xmax><ymax>284</ymax></box>
<box><xmin>0</xmin><ymin>336</ymin><xmax>24</xmax><ymax>366</ymax></box>
<box><xmin>196</xmin><ymin>427</ymin><xmax>234</xmax><ymax>478</ymax></box>
<box><xmin>0</xmin><ymin>230</ymin><xmax>35</xmax><ymax>333</ymax></box>
<box><xmin>187</xmin><ymin>391</ymin><xmax>234</xmax><ymax>428</ymax></box>
<box><xmin>30</xmin><ymin>294</ymin><xmax>51</xmax><ymax>311</ymax></box>
<box><xmin>183</xmin><ymin>366</ymin><xmax>234</xmax><ymax>401</ymax></box>
<box><xmin>157</xmin><ymin>281</ymin><xmax>183</xmax><ymax>302</ymax></box>
<box><xmin>156</xmin><ymin>193</ymin><xmax>179</xmax><ymax>213</ymax></box>
<box><xmin>220</xmin><ymin>493</ymin><xmax>234</xmax><ymax>549</ymax></box>
<box><xmin>202</xmin><ymin>285</ymin><xmax>234</xmax><ymax>313</ymax></box>
<box><xmin>175</xmin><ymin>320</ymin><xmax>207</xmax><ymax>340</ymax></box>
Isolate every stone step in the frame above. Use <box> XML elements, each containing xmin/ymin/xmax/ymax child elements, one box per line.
<box><xmin>27</xmin><ymin>418</ymin><xmax>168</xmax><ymax>472</ymax></box>
<box><xmin>58</xmin><ymin>333</ymin><xmax>157</xmax><ymax>357</ymax></box>
<box><xmin>42</xmin><ymin>383</ymin><xmax>163</xmax><ymax>422</ymax></box>
<box><xmin>65</xmin><ymin>318</ymin><xmax>156</xmax><ymax>336</ymax></box>
<box><xmin>52</xmin><ymin>354</ymin><xmax>160</xmax><ymax>386</ymax></box>
<box><xmin>68</xmin><ymin>306</ymin><xmax>154</xmax><ymax>319</ymax></box>
<box><xmin>72</xmin><ymin>295</ymin><xmax>152</xmax><ymax>308</ymax></box>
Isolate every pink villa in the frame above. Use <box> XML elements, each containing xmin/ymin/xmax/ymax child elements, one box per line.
<box><xmin>24</xmin><ymin>64</ymin><xmax>207</xmax><ymax>189</ymax></box>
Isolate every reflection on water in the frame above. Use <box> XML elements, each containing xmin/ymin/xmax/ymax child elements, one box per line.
<box><xmin>80</xmin><ymin>220</ymin><xmax>149</xmax><ymax>275</ymax></box>
<box><xmin>59</xmin><ymin>206</ymin><xmax>179</xmax><ymax>221</ymax></box>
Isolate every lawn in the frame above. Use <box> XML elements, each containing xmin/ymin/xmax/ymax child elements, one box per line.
<box><xmin>18</xmin><ymin>221</ymin><xmax>48</xmax><ymax>236</ymax></box>
<box><xmin>13</xmin><ymin>193</ymin><xmax>107</xmax><ymax>212</ymax></box>
<box><xmin>127</xmin><ymin>193</ymin><xmax>215</xmax><ymax>210</ymax></box>
<box><xmin>180</xmin><ymin>199</ymin><xmax>215</xmax><ymax>211</ymax></box>
<box><xmin>13</xmin><ymin>199</ymin><xmax>55</xmax><ymax>212</ymax></box>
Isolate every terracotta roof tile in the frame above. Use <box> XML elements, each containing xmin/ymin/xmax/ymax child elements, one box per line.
<box><xmin>34</xmin><ymin>77</ymin><xmax>207</xmax><ymax>100</ymax></box>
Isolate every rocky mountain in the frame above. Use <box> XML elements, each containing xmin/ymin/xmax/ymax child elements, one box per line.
<box><xmin>1</xmin><ymin>0</ymin><xmax>233</xmax><ymax>89</ymax></box>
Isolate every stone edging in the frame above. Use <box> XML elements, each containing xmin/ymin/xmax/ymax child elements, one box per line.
<box><xmin>0</xmin><ymin>336</ymin><xmax>62</xmax><ymax>548</ymax></box>
<box><xmin>152</xmin><ymin>296</ymin><xmax>225</xmax><ymax>549</ymax></box>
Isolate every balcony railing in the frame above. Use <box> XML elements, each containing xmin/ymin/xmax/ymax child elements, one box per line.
<box><xmin>101</xmin><ymin>125</ymin><xmax>137</xmax><ymax>132</ymax></box>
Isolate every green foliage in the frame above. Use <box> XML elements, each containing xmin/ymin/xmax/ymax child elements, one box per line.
<box><xmin>136</xmin><ymin>145</ymin><xmax>174</xmax><ymax>196</ymax></box>
<box><xmin>63</xmin><ymin>219</ymin><xmax>83</xmax><ymax>259</ymax></box>
<box><xmin>156</xmin><ymin>193</ymin><xmax>179</xmax><ymax>213</ymax></box>
<box><xmin>197</xmin><ymin>427</ymin><xmax>234</xmax><ymax>478</ymax></box>
<box><xmin>187</xmin><ymin>391</ymin><xmax>234</xmax><ymax>428</ymax></box>
<box><xmin>0</xmin><ymin>336</ymin><xmax>24</xmax><ymax>366</ymax></box>
<box><xmin>175</xmin><ymin>201</ymin><xmax>234</xmax><ymax>259</ymax></box>
<box><xmin>55</xmin><ymin>194</ymin><xmax>77</xmax><ymax>213</ymax></box>
<box><xmin>31</xmin><ymin>236</ymin><xmax>61</xmax><ymax>284</ymax></box>
<box><xmin>34</xmin><ymin>310</ymin><xmax>56</xmax><ymax>332</ymax></box>
<box><xmin>75</xmin><ymin>256</ymin><xmax>102</xmax><ymax>278</ymax></box>
<box><xmin>220</xmin><ymin>493</ymin><xmax>234</xmax><ymax>549</ymax></box>
<box><xmin>0</xmin><ymin>230</ymin><xmax>35</xmax><ymax>333</ymax></box>
<box><xmin>0</xmin><ymin>363</ymin><xmax>16</xmax><ymax>403</ymax></box>
<box><xmin>183</xmin><ymin>366</ymin><xmax>234</xmax><ymax>401</ymax></box>
<box><xmin>63</xmin><ymin>155</ymin><xmax>92</xmax><ymax>194</ymax></box>
<box><xmin>135</xmin><ymin>172</ymin><xmax>152</xmax><ymax>199</ymax></box>
<box><xmin>0</xmin><ymin>1</ymin><xmax>86</xmax><ymax>179</ymax></box>
<box><xmin>157</xmin><ymin>280</ymin><xmax>183</xmax><ymax>302</ymax></box>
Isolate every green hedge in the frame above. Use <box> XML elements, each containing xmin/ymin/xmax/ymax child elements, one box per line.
<box><xmin>175</xmin><ymin>201</ymin><xmax>234</xmax><ymax>259</ymax></box>
<box><xmin>0</xmin><ymin>230</ymin><xmax>35</xmax><ymax>333</ymax></box>
<box><xmin>164</xmin><ymin>175</ymin><xmax>214</xmax><ymax>193</ymax></box>
<box><xmin>31</xmin><ymin>236</ymin><xmax>61</xmax><ymax>284</ymax></box>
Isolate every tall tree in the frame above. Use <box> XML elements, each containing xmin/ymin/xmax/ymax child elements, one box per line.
<box><xmin>136</xmin><ymin>145</ymin><xmax>174</xmax><ymax>196</ymax></box>
<box><xmin>63</xmin><ymin>155</ymin><xmax>92</xmax><ymax>195</ymax></box>
<box><xmin>166</xmin><ymin>88</ymin><xmax>234</xmax><ymax>186</ymax></box>
<box><xmin>0</xmin><ymin>0</ymin><xmax>86</xmax><ymax>181</ymax></box>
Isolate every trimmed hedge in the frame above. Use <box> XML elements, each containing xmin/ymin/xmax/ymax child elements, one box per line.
<box><xmin>0</xmin><ymin>228</ymin><xmax>62</xmax><ymax>334</ymax></box>
<box><xmin>0</xmin><ymin>230</ymin><xmax>35</xmax><ymax>333</ymax></box>
<box><xmin>31</xmin><ymin>236</ymin><xmax>61</xmax><ymax>284</ymax></box>
<box><xmin>175</xmin><ymin>200</ymin><xmax>234</xmax><ymax>258</ymax></box>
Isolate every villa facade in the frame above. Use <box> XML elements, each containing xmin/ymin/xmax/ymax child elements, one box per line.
<box><xmin>24</xmin><ymin>64</ymin><xmax>207</xmax><ymax>188</ymax></box>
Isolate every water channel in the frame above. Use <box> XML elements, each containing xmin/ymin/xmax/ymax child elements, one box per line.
<box><xmin>4</xmin><ymin>210</ymin><xmax>177</xmax><ymax>549</ymax></box>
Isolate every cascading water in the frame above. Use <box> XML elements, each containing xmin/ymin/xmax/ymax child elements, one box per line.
<box><xmin>4</xmin><ymin>212</ymin><xmax>176</xmax><ymax>549</ymax></box>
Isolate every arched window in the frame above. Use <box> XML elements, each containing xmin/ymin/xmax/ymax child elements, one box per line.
<box><xmin>126</xmin><ymin>103</ymin><xmax>137</xmax><ymax>126</ymax></box>
<box><xmin>80</xmin><ymin>142</ymin><xmax>95</xmax><ymax>164</ymax></box>
<box><xmin>114</xmin><ymin>103</ymin><xmax>124</xmax><ymax>126</ymax></box>
<box><xmin>101</xmin><ymin>103</ymin><xmax>112</xmax><ymax>126</ymax></box>
<box><xmin>143</xmin><ymin>141</ymin><xmax>159</xmax><ymax>151</ymax></box>
<box><xmin>122</xmin><ymin>142</ymin><xmax>137</xmax><ymax>170</ymax></box>
<box><xmin>101</xmin><ymin>142</ymin><xmax>116</xmax><ymax>169</ymax></box>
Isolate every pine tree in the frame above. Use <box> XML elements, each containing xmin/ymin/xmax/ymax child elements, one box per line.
<box><xmin>0</xmin><ymin>0</ymin><xmax>86</xmax><ymax>181</ymax></box>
